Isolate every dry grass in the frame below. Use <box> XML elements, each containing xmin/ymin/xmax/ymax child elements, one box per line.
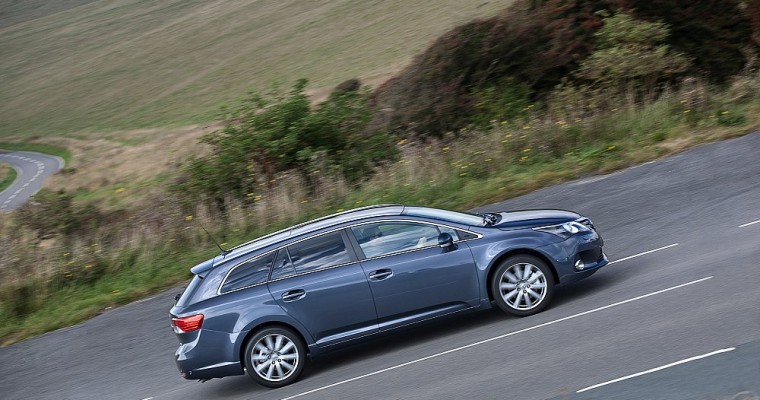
<box><xmin>0</xmin><ymin>0</ymin><xmax>514</xmax><ymax>137</ymax></box>
<box><xmin>2</xmin><ymin>124</ymin><xmax>216</xmax><ymax>206</ymax></box>
<box><xmin>0</xmin><ymin>161</ymin><xmax>15</xmax><ymax>192</ymax></box>
<box><xmin>0</xmin><ymin>162</ymin><xmax>9</xmax><ymax>180</ymax></box>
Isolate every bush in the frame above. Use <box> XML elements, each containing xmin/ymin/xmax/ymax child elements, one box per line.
<box><xmin>747</xmin><ymin>0</ymin><xmax>760</xmax><ymax>46</ymax></box>
<box><xmin>471</xmin><ymin>77</ymin><xmax>533</xmax><ymax>129</ymax></box>
<box><xmin>178</xmin><ymin>80</ymin><xmax>398</xmax><ymax>205</ymax></box>
<box><xmin>14</xmin><ymin>189</ymin><xmax>102</xmax><ymax>239</ymax></box>
<box><xmin>575</xmin><ymin>12</ymin><xmax>692</xmax><ymax>92</ymax></box>
<box><xmin>370</xmin><ymin>0</ymin><xmax>615</xmax><ymax>137</ymax></box>
<box><xmin>618</xmin><ymin>0</ymin><xmax>755</xmax><ymax>83</ymax></box>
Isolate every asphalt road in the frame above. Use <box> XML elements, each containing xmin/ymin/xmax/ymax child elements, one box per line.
<box><xmin>0</xmin><ymin>150</ymin><xmax>64</xmax><ymax>211</ymax></box>
<box><xmin>1</xmin><ymin>133</ymin><xmax>759</xmax><ymax>400</ymax></box>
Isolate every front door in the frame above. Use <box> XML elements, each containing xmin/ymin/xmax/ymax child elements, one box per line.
<box><xmin>350</xmin><ymin>221</ymin><xmax>480</xmax><ymax>330</ymax></box>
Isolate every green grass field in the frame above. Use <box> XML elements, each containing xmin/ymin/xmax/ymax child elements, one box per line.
<box><xmin>0</xmin><ymin>0</ymin><xmax>513</xmax><ymax>137</ymax></box>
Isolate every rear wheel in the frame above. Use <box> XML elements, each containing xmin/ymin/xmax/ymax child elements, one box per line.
<box><xmin>244</xmin><ymin>327</ymin><xmax>306</xmax><ymax>388</ymax></box>
<box><xmin>491</xmin><ymin>255</ymin><xmax>554</xmax><ymax>317</ymax></box>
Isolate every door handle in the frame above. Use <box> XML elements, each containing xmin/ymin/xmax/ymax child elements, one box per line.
<box><xmin>281</xmin><ymin>289</ymin><xmax>306</xmax><ymax>302</ymax></box>
<box><xmin>369</xmin><ymin>269</ymin><xmax>393</xmax><ymax>281</ymax></box>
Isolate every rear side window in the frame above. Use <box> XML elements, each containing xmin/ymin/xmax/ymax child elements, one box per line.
<box><xmin>287</xmin><ymin>232</ymin><xmax>350</xmax><ymax>273</ymax></box>
<box><xmin>221</xmin><ymin>252</ymin><xmax>276</xmax><ymax>293</ymax></box>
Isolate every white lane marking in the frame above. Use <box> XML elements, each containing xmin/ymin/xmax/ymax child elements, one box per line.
<box><xmin>280</xmin><ymin>276</ymin><xmax>713</xmax><ymax>400</ymax></box>
<box><xmin>738</xmin><ymin>219</ymin><xmax>760</xmax><ymax>228</ymax></box>
<box><xmin>576</xmin><ymin>347</ymin><xmax>736</xmax><ymax>393</ymax></box>
<box><xmin>608</xmin><ymin>243</ymin><xmax>679</xmax><ymax>265</ymax></box>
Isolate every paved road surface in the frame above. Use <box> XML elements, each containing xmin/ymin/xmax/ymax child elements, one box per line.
<box><xmin>0</xmin><ymin>150</ymin><xmax>64</xmax><ymax>211</ymax></box>
<box><xmin>1</xmin><ymin>133</ymin><xmax>758</xmax><ymax>399</ymax></box>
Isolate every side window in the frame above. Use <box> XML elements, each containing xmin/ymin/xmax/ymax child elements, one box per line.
<box><xmin>270</xmin><ymin>249</ymin><xmax>296</xmax><ymax>280</ymax></box>
<box><xmin>457</xmin><ymin>229</ymin><xmax>479</xmax><ymax>240</ymax></box>
<box><xmin>221</xmin><ymin>252</ymin><xmax>275</xmax><ymax>293</ymax></box>
<box><xmin>351</xmin><ymin>222</ymin><xmax>440</xmax><ymax>258</ymax></box>
<box><xmin>287</xmin><ymin>232</ymin><xmax>351</xmax><ymax>274</ymax></box>
<box><xmin>438</xmin><ymin>226</ymin><xmax>460</xmax><ymax>241</ymax></box>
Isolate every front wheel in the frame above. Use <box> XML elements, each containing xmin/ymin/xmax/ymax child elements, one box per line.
<box><xmin>491</xmin><ymin>255</ymin><xmax>555</xmax><ymax>317</ymax></box>
<box><xmin>243</xmin><ymin>327</ymin><xmax>307</xmax><ymax>388</ymax></box>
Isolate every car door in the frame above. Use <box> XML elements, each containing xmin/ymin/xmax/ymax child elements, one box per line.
<box><xmin>349</xmin><ymin>221</ymin><xmax>480</xmax><ymax>330</ymax></box>
<box><xmin>267</xmin><ymin>230</ymin><xmax>379</xmax><ymax>347</ymax></box>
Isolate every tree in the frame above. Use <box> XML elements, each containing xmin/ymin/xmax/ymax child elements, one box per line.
<box><xmin>576</xmin><ymin>12</ymin><xmax>691</xmax><ymax>90</ymax></box>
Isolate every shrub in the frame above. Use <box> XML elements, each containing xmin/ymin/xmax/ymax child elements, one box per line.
<box><xmin>617</xmin><ymin>0</ymin><xmax>755</xmax><ymax>83</ymax></box>
<box><xmin>747</xmin><ymin>0</ymin><xmax>760</xmax><ymax>46</ymax></box>
<box><xmin>471</xmin><ymin>77</ymin><xmax>532</xmax><ymax>129</ymax></box>
<box><xmin>575</xmin><ymin>12</ymin><xmax>692</xmax><ymax>92</ymax></box>
<box><xmin>14</xmin><ymin>189</ymin><xmax>102</xmax><ymax>239</ymax></box>
<box><xmin>178</xmin><ymin>80</ymin><xmax>398</xmax><ymax>206</ymax></box>
<box><xmin>371</xmin><ymin>0</ymin><xmax>614</xmax><ymax>137</ymax></box>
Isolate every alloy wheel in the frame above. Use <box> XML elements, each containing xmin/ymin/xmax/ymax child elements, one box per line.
<box><xmin>251</xmin><ymin>333</ymin><xmax>300</xmax><ymax>382</ymax></box>
<box><xmin>498</xmin><ymin>262</ymin><xmax>548</xmax><ymax>311</ymax></box>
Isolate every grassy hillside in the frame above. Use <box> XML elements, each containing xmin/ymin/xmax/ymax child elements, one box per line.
<box><xmin>0</xmin><ymin>0</ymin><xmax>101</xmax><ymax>28</ymax></box>
<box><xmin>0</xmin><ymin>0</ymin><xmax>513</xmax><ymax>137</ymax></box>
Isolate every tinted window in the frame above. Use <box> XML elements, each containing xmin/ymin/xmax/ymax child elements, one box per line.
<box><xmin>221</xmin><ymin>252</ymin><xmax>275</xmax><ymax>293</ymax></box>
<box><xmin>287</xmin><ymin>232</ymin><xmax>350</xmax><ymax>273</ymax></box>
<box><xmin>270</xmin><ymin>249</ymin><xmax>296</xmax><ymax>280</ymax></box>
<box><xmin>352</xmin><ymin>222</ymin><xmax>440</xmax><ymax>258</ymax></box>
<box><xmin>457</xmin><ymin>230</ymin><xmax>478</xmax><ymax>240</ymax></box>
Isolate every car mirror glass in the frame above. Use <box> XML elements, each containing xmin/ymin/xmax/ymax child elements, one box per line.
<box><xmin>437</xmin><ymin>232</ymin><xmax>454</xmax><ymax>248</ymax></box>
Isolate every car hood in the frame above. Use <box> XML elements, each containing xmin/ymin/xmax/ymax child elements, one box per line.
<box><xmin>493</xmin><ymin>209</ymin><xmax>580</xmax><ymax>230</ymax></box>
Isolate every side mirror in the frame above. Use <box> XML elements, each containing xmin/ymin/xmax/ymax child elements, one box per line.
<box><xmin>437</xmin><ymin>232</ymin><xmax>455</xmax><ymax>249</ymax></box>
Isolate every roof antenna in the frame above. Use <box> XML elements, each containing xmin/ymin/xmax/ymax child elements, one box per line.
<box><xmin>199</xmin><ymin>221</ymin><xmax>229</xmax><ymax>256</ymax></box>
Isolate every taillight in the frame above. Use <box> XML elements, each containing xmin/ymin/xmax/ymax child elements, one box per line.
<box><xmin>171</xmin><ymin>314</ymin><xmax>204</xmax><ymax>333</ymax></box>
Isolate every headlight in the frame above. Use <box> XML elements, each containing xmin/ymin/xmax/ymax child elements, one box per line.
<box><xmin>533</xmin><ymin>220</ymin><xmax>591</xmax><ymax>239</ymax></box>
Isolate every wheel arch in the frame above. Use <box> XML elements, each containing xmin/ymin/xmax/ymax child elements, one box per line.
<box><xmin>485</xmin><ymin>248</ymin><xmax>559</xmax><ymax>302</ymax></box>
<box><xmin>237</xmin><ymin>321</ymin><xmax>310</xmax><ymax>371</ymax></box>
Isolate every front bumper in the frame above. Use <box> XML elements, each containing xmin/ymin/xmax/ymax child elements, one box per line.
<box><xmin>539</xmin><ymin>229</ymin><xmax>608</xmax><ymax>285</ymax></box>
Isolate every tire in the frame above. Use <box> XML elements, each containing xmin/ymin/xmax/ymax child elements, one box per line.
<box><xmin>491</xmin><ymin>254</ymin><xmax>555</xmax><ymax>317</ymax></box>
<box><xmin>243</xmin><ymin>327</ymin><xmax>307</xmax><ymax>388</ymax></box>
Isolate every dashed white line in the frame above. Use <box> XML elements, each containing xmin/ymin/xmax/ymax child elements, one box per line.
<box><xmin>738</xmin><ymin>219</ymin><xmax>760</xmax><ymax>228</ymax></box>
<box><xmin>608</xmin><ymin>243</ymin><xmax>679</xmax><ymax>265</ymax></box>
<box><xmin>576</xmin><ymin>347</ymin><xmax>736</xmax><ymax>393</ymax></box>
<box><xmin>279</xmin><ymin>275</ymin><xmax>713</xmax><ymax>400</ymax></box>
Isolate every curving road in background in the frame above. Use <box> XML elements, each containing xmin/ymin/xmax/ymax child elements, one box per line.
<box><xmin>1</xmin><ymin>133</ymin><xmax>759</xmax><ymax>399</ymax></box>
<box><xmin>0</xmin><ymin>150</ymin><xmax>64</xmax><ymax>212</ymax></box>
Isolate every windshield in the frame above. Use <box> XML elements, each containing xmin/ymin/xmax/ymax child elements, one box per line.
<box><xmin>402</xmin><ymin>206</ymin><xmax>484</xmax><ymax>226</ymax></box>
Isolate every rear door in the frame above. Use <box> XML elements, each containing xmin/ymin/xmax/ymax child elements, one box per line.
<box><xmin>267</xmin><ymin>230</ymin><xmax>379</xmax><ymax>347</ymax></box>
<box><xmin>349</xmin><ymin>221</ymin><xmax>480</xmax><ymax>330</ymax></box>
